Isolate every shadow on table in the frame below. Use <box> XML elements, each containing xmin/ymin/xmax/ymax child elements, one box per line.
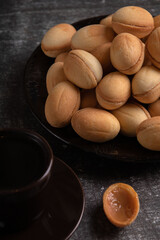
<box><xmin>91</xmin><ymin>205</ymin><xmax>123</xmax><ymax>240</ymax></box>
<box><xmin>54</xmin><ymin>143</ymin><xmax>160</xmax><ymax>179</ymax></box>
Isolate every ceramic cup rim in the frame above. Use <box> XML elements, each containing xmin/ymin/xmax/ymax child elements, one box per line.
<box><xmin>0</xmin><ymin>127</ymin><xmax>54</xmax><ymax>195</ymax></box>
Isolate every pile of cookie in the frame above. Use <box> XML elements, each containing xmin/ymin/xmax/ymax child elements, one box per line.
<box><xmin>41</xmin><ymin>6</ymin><xmax>160</xmax><ymax>151</ymax></box>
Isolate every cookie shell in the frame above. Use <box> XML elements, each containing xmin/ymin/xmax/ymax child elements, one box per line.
<box><xmin>46</xmin><ymin>62</ymin><xmax>67</xmax><ymax>94</ymax></box>
<box><xmin>71</xmin><ymin>24</ymin><xmax>115</xmax><ymax>52</ymax></box>
<box><xmin>137</xmin><ymin>116</ymin><xmax>160</xmax><ymax>151</ymax></box>
<box><xmin>63</xmin><ymin>49</ymin><xmax>103</xmax><ymax>89</ymax></box>
<box><xmin>41</xmin><ymin>23</ymin><xmax>76</xmax><ymax>57</ymax></box>
<box><xmin>96</xmin><ymin>72</ymin><xmax>131</xmax><ymax>110</ymax></box>
<box><xmin>148</xmin><ymin>99</ymin><xmax>160</xmax><ymax>117</ymax></box>
<box><xmin>45</xmin><ymin>81</ymin><xmax>80</xmax><ymax>128</ymax></box>
<box><xmin>146</xmin><ymin>27</ymin><xmax>160</xmax><ymax>69</ymax></box>
<box><xmin>132</xmin><ymin>66</ymin><xmax>160</xmax><ymax>103</ymax></box>
<box><xmin>71</xmin><ymin>107</ymin><xmax>120</xmax><ymax>142</ymax></box>
<box><xmin>100</xmin><ymin>14</ymin><xmax>113</xmax><ymax>28</ymax></box>
<box><xmin>110</xmin><ymin>33</ymin><xmax>145</xmax><ymax>75</ymax></box>
<box><xmin>112</xmin><ymin>101</ymin><xmax>150</xmax><ymax>137</ymax></box>
<box><xmin>103</xmin><ymin>183</ymin><xmax>140</xmax><ymax>227</ymax></box>
<box><xmin>91</xmin><ymin>42</ymin><xmax>114</xmax><ymax>74</ymax></box>
<box><xmin>112</xmin><ymin>6</ymin><xmax>154</xmax><ymax>38</ymax></box>
<box><xmin>154</xmin><ymin>15</ymin><xmax>160</xmax><ymax>28</ymax></box>
<box><xmin>55</xmin><ymin>52</ymin><xmax>68</xmax><ymax>63</ymax></box>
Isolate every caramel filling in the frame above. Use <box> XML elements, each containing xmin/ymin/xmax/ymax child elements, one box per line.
<box><xmin>107</xmin><ymin>187</ymin><xmax>135</xmax><ymax>222</ymax></box>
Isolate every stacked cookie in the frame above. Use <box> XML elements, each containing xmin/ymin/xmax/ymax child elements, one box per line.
<box><xmin>41</xmin><ymin>6</ymin><xmax>160</xmax><ymax>151</ymax></box>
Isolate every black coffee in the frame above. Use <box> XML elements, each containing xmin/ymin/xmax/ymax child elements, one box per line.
<box><xmin>0</xmin><ymin>135</ymin><xmax>46</xmax><ymax>189</ymax></box>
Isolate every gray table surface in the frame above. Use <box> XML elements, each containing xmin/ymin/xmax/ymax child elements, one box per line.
<box><xmin>1</xmin><ymin>0</ymin><xmax>160</xmax><ymax>239</ymax></box>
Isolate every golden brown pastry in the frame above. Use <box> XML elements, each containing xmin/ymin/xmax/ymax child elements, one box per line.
<box><xmin>112</xmin><ymin>101</ymin><xmax>150</xmax><ymax>137</ymax></box>
<box><xmin>132</xmin><ymin>66</ymin><xmax>160</xmax><ymax>104</ymax></box>
<box><xmin>154</xmin><ymin>15</ymin><xmax>160</xmax><ymax>28</ymax></box>
<box><xmin>100</xmin><ymin>14</ymin><xmax>113</xmax><ymax>28</ymax></box>
<box><xmin>148</xmin><ymin>99</ymin><xmax>160</xmax><ymax>117</ymax></box>
<box><xmin>110</xmin><ymin>33</ymin><xmax>145</xmax><ymax>75</ymax></box>
<box><xmin>103</xmin><ymin>183</ymin><xmax>140</xmax><ymax>227</ymax></box>
<box><xmin>71</xmin><ymin>107</ymin><xmax>120</xmax><ymax>142</ymax></box>
<box><xmin>55</xmin><ymin>52</ymin><xmax>68</xmax><ymax>63</ymax></box>
<box><xmin>46</xmin><ymin>62</ymin><xmax>67</xmax><ymax>94</ymax></box>
<box><xmin>112</xmin><ymin>6</ymin><xmax>154</xmax><ymax>38</ymax></box>
<box><xmin>96</xmin><ymin>71</ymin><xmax>131</xmax><ymax>110</ymax></box>
<box><xmin>63</xmin><ymin>49</ymin><xmax>103</xmax><ymax>89</ymax></box>
<box><xmin>146</xmin><ymin>27</ymin><xmax>160</xmax><ymax>69</ymax></box>
<box><xmin>41</xmin><ymin>23</ymin><xmax>76</xmax><ymax>57</ymax></box>
<box><xmin>91</xmin><ymin>42</ymin><xmax>114</xmax><ymax>74</ymax></box>
<box><xmin>137</xmin><ymin>116</ymin><xmax>160</xmax><ymax>151</ymax></box>
<box><xmin>45</xmin><ymin>81</ymin><xmax>80</xmax><ymax>127</ymax></box>
<box><xmin>71</xmin><ymin>24</ymin><xmax>115</xmax><ymax>52</ymax></box>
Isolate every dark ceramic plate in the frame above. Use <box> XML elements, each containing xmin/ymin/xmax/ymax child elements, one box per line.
<box><xmin>24</xmin><ymin>15</ymin><xmax>160</xmax><ymax>162</ymax></box>
<box><xmin>1</xmin><ymin>157</ymin><xmax>84</xmax><ymax>240</ymax></box>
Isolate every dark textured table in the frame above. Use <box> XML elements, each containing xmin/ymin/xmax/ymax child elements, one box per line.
<box><xmin>1</xmin><ymin>0</ymin><xmax>160</xmax><ymax>239</ymax></box>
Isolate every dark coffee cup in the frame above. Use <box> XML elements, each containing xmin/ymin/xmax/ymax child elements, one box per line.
<box><xmin>0</xmin><ymin>128</ymin><xmax>53</xmax><ymax>233</ymax></box>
